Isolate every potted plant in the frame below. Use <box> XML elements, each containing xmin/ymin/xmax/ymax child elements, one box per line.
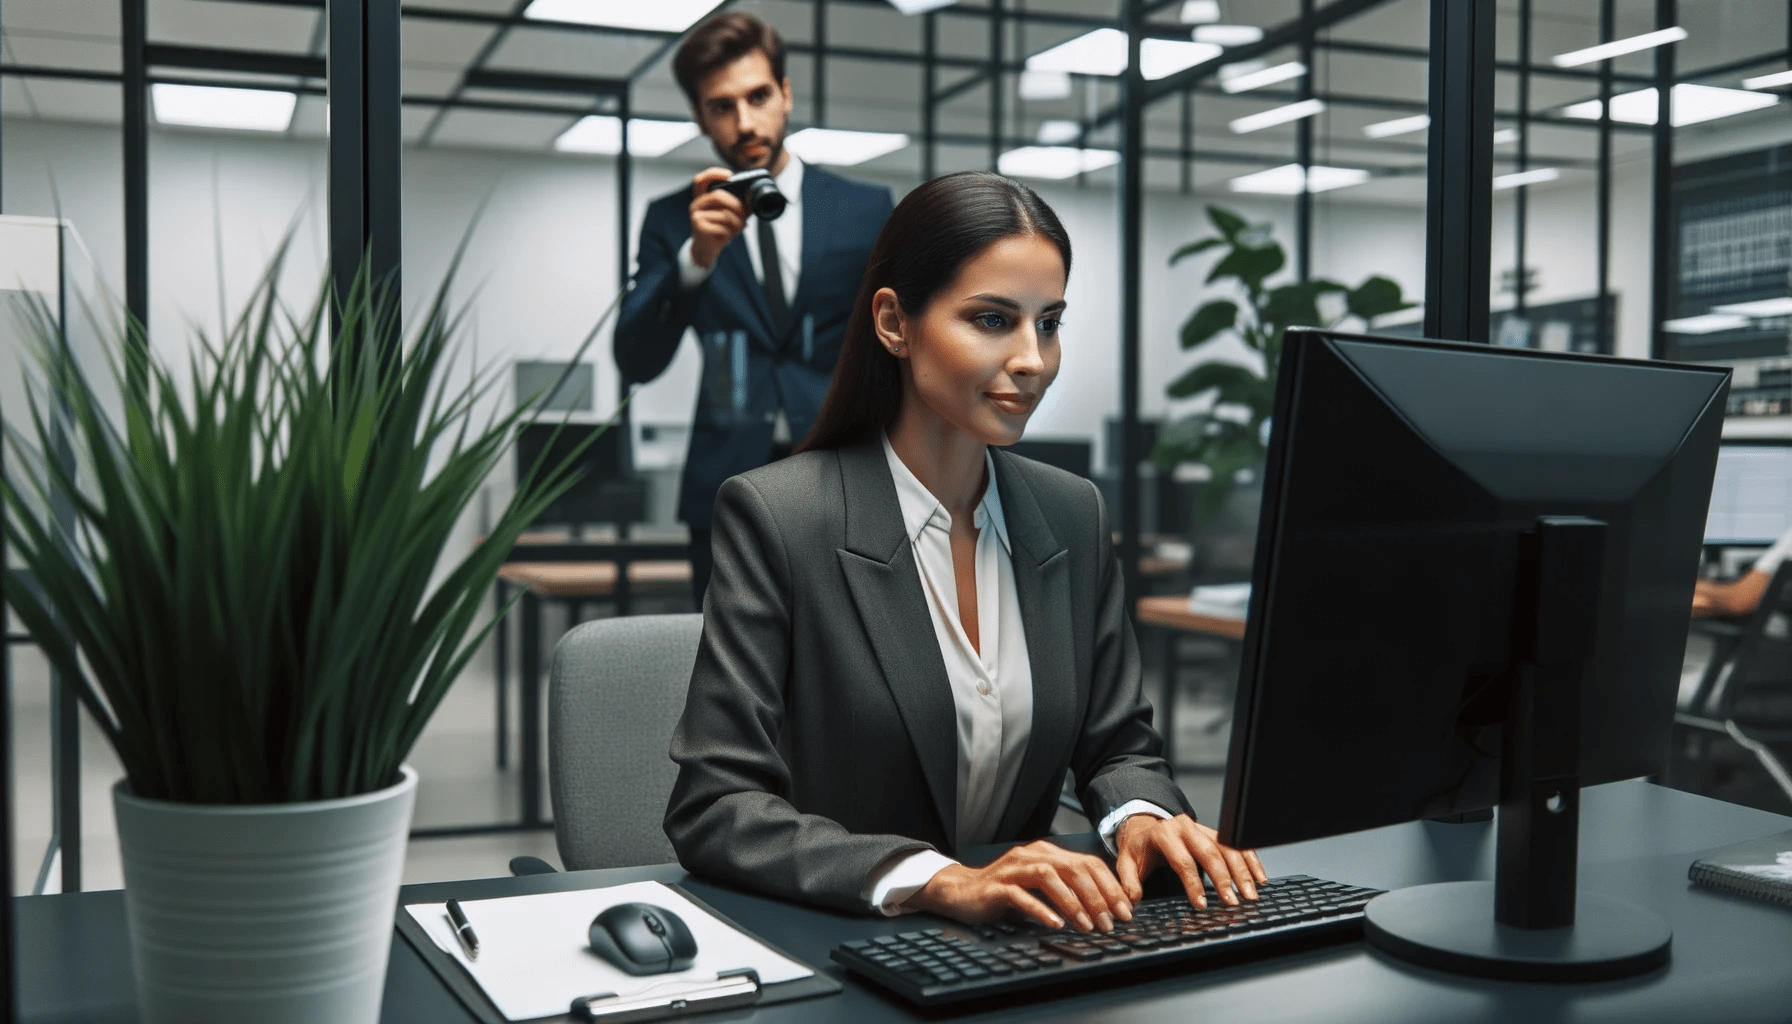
<box><xmin>1153</xmin><ymin>204</ymin><xmax>1416</xmax><ymax>518</ymax></box>
<box><xmin>2</xmin><ymin>258</ymin><xmax>586</xmax><ymax>1024</ymax></box>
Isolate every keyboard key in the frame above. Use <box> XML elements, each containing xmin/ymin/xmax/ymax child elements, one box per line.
<box><xmin>933</xmin><ymin>970</ymin><xmax>961</xmax><ymax>984</ymax></box>
<box><xmin>959</xmin><ymin>967</ymin><xmax>990</xmax><ymax>980</ymax></box>
<box><xmin>1040</xmin><ymin>938</ymin><xmax>1102</xmax><ymax>962</ymax></box>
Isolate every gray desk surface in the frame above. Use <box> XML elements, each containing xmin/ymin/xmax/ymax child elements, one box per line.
<box><xmin>16</xmin><ymin>780</ymin><xmax>1792</xmax><ymax>1023</ymax></box>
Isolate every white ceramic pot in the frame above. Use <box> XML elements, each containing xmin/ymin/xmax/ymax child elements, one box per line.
<box><xmin>112</xmin><ymin>765</ymin><xmax>418</xmax><ymax>1024</ymax></box>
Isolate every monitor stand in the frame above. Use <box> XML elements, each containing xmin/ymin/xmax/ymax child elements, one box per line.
<box><xmin>1362</xmin><ymin>516</ymin><xmax>1672</xmax><ymax>982</ymax></box>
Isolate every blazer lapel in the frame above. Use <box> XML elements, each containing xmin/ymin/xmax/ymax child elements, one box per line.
<box><xmin>833</xmin><ymin>439</ymin><xmax>961</xmax><ymax>848</ymax></box>
<box><xmin>718</xmin><ymin>234</ymin><xmax>778</xmax><ymax>344</ymax></box>
<box><xmin>989</xmin><ymin>450</ymin><xmax>1078</xmax><ymax>841</ymax></box>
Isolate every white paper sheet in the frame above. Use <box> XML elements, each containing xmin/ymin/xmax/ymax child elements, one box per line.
<box><xmin>405</xmin><ymin>880</ymin><xmax>813</xmax><ymax>1022</ymax></box>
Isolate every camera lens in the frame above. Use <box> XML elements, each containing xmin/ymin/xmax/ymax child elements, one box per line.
<box><xmin>748</xmin><ymin>178</ymin><xmax>787</xmax><ymax>221</ymax></box>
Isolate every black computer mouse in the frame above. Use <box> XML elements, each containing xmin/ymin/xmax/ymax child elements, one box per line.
<box><xmin>588</xmin><ymin>903</ymin><xmax>698</xmax><ymax>975</ymax></box>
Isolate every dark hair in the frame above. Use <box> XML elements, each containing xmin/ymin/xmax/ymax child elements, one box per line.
<box><xmin>798</xmin><ymin>172</ymin><xmax>1072</xmax><ymax>454</ymax></box>
<box><xmin>673</xmin><ymin>12</ymin><xmax>788</xmax><ymax>107</ymax></box>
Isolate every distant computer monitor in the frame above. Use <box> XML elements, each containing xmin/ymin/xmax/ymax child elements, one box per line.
<box><xmin>516</xmin><ymin>421</ymin><xmax>645</xmax><ymax>529</ymax></box>
<box><xmin>1222</xmin><ymin>329</ymin><xmax>1726</xmax><ymax>981</ymax></box>
<box><xmin>1704</xmin><ymin>440</ymin><xmax>1792</xmax><ymax>545</ymax></box>
<box><xmin>1007</xmin><ymin>437</ymin><xmax>1092</xmax><ymax>478</ymax></box>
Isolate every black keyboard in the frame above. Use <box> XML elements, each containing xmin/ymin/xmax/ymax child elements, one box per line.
<box><xmin>830</xmin><ymin>874</ymin><xmax>1383</xmax><ymax>1006</ymax></box>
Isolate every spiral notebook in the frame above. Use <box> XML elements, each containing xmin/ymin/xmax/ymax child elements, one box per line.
<box><xmin>1688</xmin><ymin>829</ymin><xmax>1792</xmax><ymax>910</ymax></box>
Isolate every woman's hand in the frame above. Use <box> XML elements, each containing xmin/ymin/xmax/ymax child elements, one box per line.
<box><xmin>903</xmin><ymin>840</ymin><xmax>1134</xmax><ymax>932</ymax></box>
<box><xmin>1113</xmin><ymin>813</ymin><xmax>1268</xmax><ymax>909</ymax></box>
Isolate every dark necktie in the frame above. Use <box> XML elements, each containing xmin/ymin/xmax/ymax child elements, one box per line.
<box><xmin>757</xmin><ymin>216</ymin><xmax>789</xmax><ymax>329</ymax></box>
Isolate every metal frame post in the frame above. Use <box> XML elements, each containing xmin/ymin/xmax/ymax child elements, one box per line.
<box><xmin>923</xmin><ymin>11</ymin><xmax>937</xmax><ymax>180</ymax></box>
<box><xmin>1514</xmin><ymin>0</ymin><xmax>1530</xmax><ymax>318</ymax></box>
<box><xmin>122</xmin><ymin>0</ymin><xmax>149</xmax><ymax>393</ymax></box>
<box><xmin>1119</xmin><ymin>0</ymin><xmax>1144</xmax><ymax>612</ymax></box>
<box><xmin>989</xmin><ymin>0</ymin><xmax>1005</xmax><ymax>170</ymax></box>
<box><xmin>1649</xmin><ymin>0</ymin><xmax>1676</xmax><ymax>358</ymax></box>
<box><xmin>1595</xmin><ymin>0</ymin><xmax>1613</xmax><ymax>354</ymax></box>
<box><xmin>328</xmin><ymin>0</ymin><xmax>403</xmax><ymax>350</ymax></box>
<box><xmin>1179</xmin><ymin>86</ymin><xmax>1192</xmax><ymax>194</ymax></box>
<box><xmin>1423</xmin><ymin>0</ymin><xmax>1496</xmax><ymax>343</ymax></box>
<box><xmin>813</xmin><ymin>0</ymin><xmax>827</xmax><ymax>127</ymax></box>
<box><xmin>1296</xmin><ymin>0</ymin><xmax>1315</xmax><ymax>282</ymax></box>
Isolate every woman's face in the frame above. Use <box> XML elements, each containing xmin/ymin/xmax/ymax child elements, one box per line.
<box><xmin>876</xmin><ymin>232</ymin><xmax>1067</xmax><ymax>447</ymax></box>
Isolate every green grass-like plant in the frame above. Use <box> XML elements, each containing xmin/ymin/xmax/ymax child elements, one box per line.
<box><xmin>2</xmin><ymin>255</ymin><xmax>591</xmax><ymax>804</ymax></box>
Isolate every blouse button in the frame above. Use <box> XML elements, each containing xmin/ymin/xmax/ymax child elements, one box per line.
<box><xmin>977</xmin><ymin>681</ymin><xmax>992</xmax><ymax>696</ymax></box>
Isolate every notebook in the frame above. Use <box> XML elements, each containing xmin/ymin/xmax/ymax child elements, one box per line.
<box><xmin>1688</xmin><ymin>829</ymin><xmax>1792</xmax><ymax>909</ymax></box>
<box><xmin>403</xmin><ymin>880</ymin><xmax>822</xmax><ymax>1022</ymax></box>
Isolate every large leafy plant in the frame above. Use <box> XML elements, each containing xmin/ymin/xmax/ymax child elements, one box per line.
<box><xmin>1154</xmin><ymin>205</ymin><xmax>1415</xmax><ymax>516</ymax></box>
<box><xmin>2</xmin><ymin>257</ymin><xmax>589</xmax><ymax>804</ymax></box>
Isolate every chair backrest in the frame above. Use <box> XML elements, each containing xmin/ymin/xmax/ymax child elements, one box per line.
<box><xmin>1705</xmin><ymin>561</ymin><xmax>1792</xmax><ymax>726</ymax></box>
<box><xmin>548</xmin><ymin>613</ymin><xmax>703</xmax><ymax>871</ymax></box>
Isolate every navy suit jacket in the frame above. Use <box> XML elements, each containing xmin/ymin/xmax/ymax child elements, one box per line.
<box><xmin>615</xmin><ymin>165</ymin><xmax>893</xmax><ymax>528</ymax></box>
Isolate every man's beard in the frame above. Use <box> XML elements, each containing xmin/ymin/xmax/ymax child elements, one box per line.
<box><xmin>718</xmin><ymin>123</ymin><xmax>787</xmax><ymax>172</ymax></box>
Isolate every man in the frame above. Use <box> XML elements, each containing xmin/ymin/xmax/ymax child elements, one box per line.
<box><xmin>615</xmin><ymin>11</ymin><xmax>894</xmax><ymax>602</ymax></box>
<box><xmin>1693</xmin><ymin>522</ymin><xmax>1792</xmax><ymax>618</ymax></box>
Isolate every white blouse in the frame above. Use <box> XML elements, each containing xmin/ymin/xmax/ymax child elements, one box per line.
<box><xmin>862</xmin><ymin>436</ymin><xmax>1171</xmax><ymax>915</ymax></box>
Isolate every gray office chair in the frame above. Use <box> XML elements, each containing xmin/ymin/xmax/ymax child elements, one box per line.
<box><xmin>1674</xmin><ymin>562</ymin><xmax>1792</xmax><ymax>808</ymax></box>
<box><xmin>519</xmin><ymin>613</ymin><xmax>703</xmax><ymax>874</ymax></box>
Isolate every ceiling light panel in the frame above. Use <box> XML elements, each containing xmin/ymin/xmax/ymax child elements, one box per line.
<box><xmin>1492</xmin><ymin>128</ymin><xmax>1519</xmax><ymax>144</ymax></box>
<box><xmin>523</xmin><ymin>0</ymin><xmax>724</xmax><ymax>32</ymax></box>
<box><xmin>784</xmin><ymin>128</ymin><xmax>909</xmax><ymax>166</ymax></box>
<box><xmin>1036</xmin><ymin>119</ymin><xmax>1082</xmax><ymax>145</ymax></box>
<box><xmin>1713</xmin><ymin>298</ymin><xmax>1792</xmax><ymax>318</ymax></box>
<box><xmin>998</xmin><ymin>146</ymin><xmax>1119</xmax><ymax>180</ymax></box>
<box><xmin>1563</xmin><ymin>83</ymin><xmax>1778</xmax><ymax>127</ymax></box>
<box><xmin>1019</xmin><ymin>70</ymin><xmax>1073</xmax><ymax>99</ymax></box>
<box><xmin>1552</xmin><ymin>26</ymin><xmax>1687</xmax><ymax>68</ymax></box>
<box><xmin>1194</xmin><ymin>25</ymin><xmax>1263</xmax><ymax>45</ymax></box>
<box><xmin>1027</xmin><ymin>29</ymin><xmax>1129</xmax><ymax>77</ymax></box>
<box><xmin>886</xmin><ymin>0</ymin><xmax>959</xmax><ymax>13</ymax></box>
<box><xmin>1493</xmin><ymin>168</ymin><xmax>1559</xmax><ymax>189</ymax></box>
<box><xmin>1743</xmin><ymin>69</ymin><xmax>1792</xmax><ymax>90</ymax></box>
<box><xmin>1228</xmin><ymin>163</ymin><xmax>1369</xmax><ymax>195</ymax></box>
<box><xmin>1220</xmin><ymin>61</ymin><xmax>1307</xmax><ymax>94</ymax></box>
<box><xmin>152</xmin><ymin>84</ymin><xmax>296</xmax><ymax>132</ymax></box>
<box><xmin>1141</xmin><ymin>39</ymin><xmax>1223</xmax><ymax>80</ymax></box>
<box><xmin>554</xmin><ymin>116</ymin><xmax>700</xmax><ymax>156</ymax></box>
<box><xmin>1229</xmin><ymin>98</ymin><xmax>1325</xmax><ymax>134</ymax></box>
<box><xmin>1179</xmin><ymin>1</ymin><xmax>1221</xmax><ymax>23</ymax></box>
<box><xmin>1662</xmin><ymin>313</ymin><xmax>1748</xmax><ymax>334</ymax></box>
<box><xmin>1363</xmin><ymin>113</ymin><xmax>1429</xmax><ymax>138</ymax></box>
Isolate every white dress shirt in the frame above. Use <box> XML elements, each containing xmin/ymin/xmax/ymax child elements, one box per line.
<box><xmin>676</xmin><ymin>153</ymin><xmax>804</xmax><ymax>308</ymax></box>
<box><xmin>861</xmin><ymin>437</ymin><xmax>1173</xmax><ymax>915</ymax></box>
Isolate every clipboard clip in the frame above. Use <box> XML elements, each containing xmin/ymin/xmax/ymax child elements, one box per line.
<box><xmin>571</xmin><ymin>968</ymin><xmax>761</xmax><ymax>1022</ymax></box>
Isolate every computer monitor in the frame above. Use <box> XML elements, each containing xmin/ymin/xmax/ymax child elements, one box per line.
<box><xmin>1008</xmin><ymin>437</ymin><xmax>1092</xmax><ymax>479</ymax></box>
<box><xmin>1221</xmin><ymin>329</ymin><xmax>1727</xmax><ymax>982</ymax></box>
<box><xmin>516</xmin><ymin>421</ymin><xmax>645</xmax><ymax>531</ymax></box>
<box><xmin>1704</xmin><ymin>439</ymin><xmax>1792</xmax><ymax>546</ymax></box>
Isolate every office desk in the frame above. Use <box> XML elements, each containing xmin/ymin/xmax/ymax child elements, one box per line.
<box><xmin>1136</xmin><ymin>595</ymin><xmax>1246</xmax><ymax>771</ymax></box>
<box><xmin>19</xmin><ymin>781</ymin><xmax>1792</xmax><ymax>1023</ymax></box>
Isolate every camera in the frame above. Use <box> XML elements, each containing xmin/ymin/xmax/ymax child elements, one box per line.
<box><xmin>708</xmin><ymin>168</ymin><xmax>788</xmax><ymax>221</ymax></box>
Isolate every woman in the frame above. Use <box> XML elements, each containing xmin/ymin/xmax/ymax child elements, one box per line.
<box><xmin>665</xmin><ymin>172</ymin><xmax>1265</xmax><ymax>932</ymax></box>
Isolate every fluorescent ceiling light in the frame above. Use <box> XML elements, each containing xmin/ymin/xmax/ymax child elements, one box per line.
<box><xmin>1742</xmin><ymin>69</ymin><xmax>1792</xmax><ymax>90</ymax></box>
<box><xmin>1663</xmin><ymin>313</ymin><xmax>1748</xmax><ymax>334</ymax></box>
<box><xmin>1179</xmin><ymin>0</ymin><xmax>1221</xmax><ymax>23</ymax></box>
<box><xmin>523</xmin><ymin>0</ymin><xmax>723</xmax><ymax>32</ymax></box>
<box><xmin>1713</xmin><ymin>297</ymin><xmax>1792</xmax><ymax>317</ymax></box>
<box><xmin>1229</xmin><ymin>98</ymin><xmax>1324</xmax><ymax>134</ymax></box>
<box><xmin>997</xmin><ymin>146</ymin><xmax>1119</xmax><ymax>180</ymax></box>
<box><xmin>1229</xmin><ymin>163</ymin><xmax>1370</xmax><ymax>194</ymax></box>
<box><xmin>1220</xmin><ymin>61</ymin><xmax>1306</xmax><ymax>94</ymax></box>
<box><xmin>1363</xmin><ymin>113</ymin><xmax>1429</xmax><ymax>138</ymax></box>
<box><xmin>1493</xmin><ymin>167</ymin><xmax>1559</xmax><ymax>189</ymax></box>
<box><xmin>554</xmin><ymin>116</ymin><xmax>700</xmax><ymax>156</ymax></box>
<box><xmin>1019</xmin><ymin>70</ymin><xmax>1072</xmax><ymax>100</ymax></box>
<box><xmin>1024</xmin><ymin>29</ymin><xmax>1217</xmax><ymax>80</ymax></box>
<box><xmin>1552</xmin><ymin>26</ymin><xmax>1687</xmax><ymax>68</ymax></box>
<box><xmin>1027</xmin><ymin>29</ymin><xmax>1129</xmax><ymax>77</ymax></box>
<box><xmin>1563</xmin><ymin>83</ymin><xmax>1778</xmax><ymax>126</ymax></box>
<box><xmin>1493</xmin><ymin>127</ymin><xmax>1520</xmax><ymax>144</ymax></box>
<box><xmin>152</xmin><ymin>84</ymin><xmax>296</xmax><ymax>131</ymax></box>
<box><xmin>785</xmin><ymin>127</ymin><xmax>909</xmax><ymax>166</ymax></box>
<box><xmin>1141</xmin><ymin>39</ymin><xmax>1223</xmax><ymax>80</ymax></box>
<box><xmin>1194</xmin><ymin>24</ymin><xmax>1263</xmax><ymax>45</ymax></box>
<box><xmin>1036</xmin><ymin>119</ymin><xmax>1082</xmax><ymax>145</ymax></box>
<box><xmin>886</xmin><ymin>0</ymin><xmax>959</xmax><ymax>13</ymax></box>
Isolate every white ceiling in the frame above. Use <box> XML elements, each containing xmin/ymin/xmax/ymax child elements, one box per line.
<box><xmin>3</xmin><ymin>0</ymin><xmax>1788</xmax><ymax>199</ymax></box>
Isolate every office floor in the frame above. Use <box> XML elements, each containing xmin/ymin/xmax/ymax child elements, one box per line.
<box><xmin>5</xmin><ymin>617</ymin><xmax>1234</xmax><ymax>896</ymax></box>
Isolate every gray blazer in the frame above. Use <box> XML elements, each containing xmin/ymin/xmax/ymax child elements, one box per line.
<box><xmin>664</xmin><ymin>437</ymin><xmax>1192</xmax><ymax>913</ymax></box>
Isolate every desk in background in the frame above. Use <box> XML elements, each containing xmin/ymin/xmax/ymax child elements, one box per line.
<box><xmin>1136</xmin><ymin>595</ymin><xmax>1245</xmax><ymax>772</ymax></box>
<box><xmin>20</xmin><ymin>781</ymin><xmax>1792</xmax><ymax>1023</ymax></box>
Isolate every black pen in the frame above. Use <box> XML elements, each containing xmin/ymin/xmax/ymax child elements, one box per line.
<box><xmin>446</xmin><ymin>899</ymin><xmax>480</xmax><ymax>959</ymax></box>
